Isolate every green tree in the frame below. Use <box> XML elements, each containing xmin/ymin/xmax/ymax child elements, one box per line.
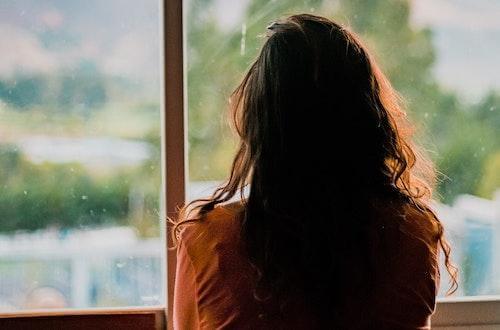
<box><xmin>478</xmin><ymin>152</ymin><xmax>500</xmax><ymax>198</ymax></box>
<box><xmin>0</xmin><ymin>145</ymin><xmax>130</xmax><ymax>232</ymax></box>
<box><xmin>58</xmin><ymin>61</ymin><xmax>107</xmax><ymax>114</ymax></box>
<box><xmin>0</xmin><ymin>75</ymin><xmax>46</xmax><ymax>109</ymax></box>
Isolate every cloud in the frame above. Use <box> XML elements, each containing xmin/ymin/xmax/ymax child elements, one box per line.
<box><xmin>0</xmin><ymin>24</ymin><xmax>57</xmax><ymax>77</ymax></box>
<box><xmin>213</xmin><ymin>0</ymin><xmax>250</xmax><ymax>29</ymax></box>
<box><xmin>411</xmin><ymin>0</ymin><xmax>500</xmax><ymax>30</ymax></box>
<box><xmin>409</xmin><ymin>0</ymin><xmax>500</xmax><ymax>99</ymax></box>
<box><xmin>0</xmin><ymin>24</ymin><xmax>158</xmax><ymax>82</ymax></box>
<box><xmin>102</xmin><ymin>32</ymin><xmax>159</xmax><ymax>79</ymax></box>
<box><xmin>0</xmin><ymin>1</ymin><xmax>160</xmax><ymax>81</ymax></box>
<box><xmin>40</xmin><ymin>9</ymin><xmax>64</xmax><ymax>29</ymax></box>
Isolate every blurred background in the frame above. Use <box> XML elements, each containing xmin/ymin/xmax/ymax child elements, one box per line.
<box><xmin>0</xmin><ymin>0</ymin><xmax>498</xmax><ymax>311</ymax></box>
<box><xmin>0</xmin><ymin>0</ymin><xmax>163</xmax><ymax>310</ymax></box>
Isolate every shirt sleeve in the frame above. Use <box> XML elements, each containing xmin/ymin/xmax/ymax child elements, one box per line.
<box><xmin>173</xmin><ymin>238</ymin><xmax>200</xmax><ymax>330</ymax></box>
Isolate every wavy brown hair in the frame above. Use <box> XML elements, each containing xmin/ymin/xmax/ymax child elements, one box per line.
<box><xmin>174</xmin><ymin>13</ymin><xmax>457</xmax><ymax>321</ymax></box>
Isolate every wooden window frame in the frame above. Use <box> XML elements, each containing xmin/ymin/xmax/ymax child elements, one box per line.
<box><xmin>0</xmin><ymin>0</ymin><xmax>499</xmax><ymax>329</ymax></box>
<box><xmin>0</xmin><ymin>307</ymin><xmax>165</xmax><ymax>330</ymax></box>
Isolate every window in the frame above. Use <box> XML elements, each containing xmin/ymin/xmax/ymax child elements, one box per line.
<box><xmin>0</xmin><ymin>0</ymin><xmax>171</xmax><ymax>328</ymax></box>
<box><xmin>1</xmin><ymin>0</ymin><xmax>498</xmax><ymax>328</ymax></box>
<box><xmin>185</xmin><ymin>0</ymin><xmax>500</xmax><ymax>327</ymax></box>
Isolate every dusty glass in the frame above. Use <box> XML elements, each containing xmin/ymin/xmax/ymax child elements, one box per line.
<box><xmin>0</xmin><ymin>0</ymin><xmax>164</xmax><ymax>310</ymax></box>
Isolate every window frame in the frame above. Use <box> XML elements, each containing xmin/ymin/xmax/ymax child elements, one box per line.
<box><xmin>0</xmin><ymin>0</ymin><xmax>499</xmax><ymax>329</ymax></box>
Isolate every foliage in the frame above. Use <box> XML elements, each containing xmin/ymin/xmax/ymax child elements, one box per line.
<box><xmin>478</xmin><ymin>152</ymin><xmax>500</xmax><ymax>199</ymax></box>
<box><xmin>0</xmin><ymin>145</ymin><xmax>128</xmax><ymax>232</ymax></box>
<box><xmin>0</xmin><ymin>142</ymin><xmax>160</xmax><ymax>236</ymax></box>
<box><xmin>185</xmin><ymin>0</ymin><xmax>500</xmax><ymax>204</ymax></box>
<box><xmin>0</xmin><ymin>62</ymin><xmax>107</xmax><ymax>113</ymax></box>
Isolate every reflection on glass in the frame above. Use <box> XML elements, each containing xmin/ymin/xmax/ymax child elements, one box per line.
<box><xmin>186</xmin><ymin>0</ymin><xmax>500</xmax><ymax>297</ymax></box>
<box><xmin>0</xmin><ymin>0</ymin><xmax>163</xmax><ymax>310</ymax></box>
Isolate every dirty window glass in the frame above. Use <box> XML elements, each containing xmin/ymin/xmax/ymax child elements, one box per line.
<box><xmin>0</xmin><ymin>0</ymin><xmax>163</xmax><ymax>310</ymax></box>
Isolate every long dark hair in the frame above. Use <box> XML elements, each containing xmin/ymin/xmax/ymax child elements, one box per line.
<box><xmin>174</xmin><ymin>13</ymin><xmax>457</xmax><ymax>320</ymax></box>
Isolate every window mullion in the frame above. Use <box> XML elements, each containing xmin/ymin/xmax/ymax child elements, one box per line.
<box><xmin>163</xmin><ymin>0</ymin><xmax>186</xmax><ymax>329</ymax></box>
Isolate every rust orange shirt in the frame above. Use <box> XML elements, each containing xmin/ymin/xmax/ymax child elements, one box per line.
<box><xmin>174</xmin><ymin>201</ymin><xmax>440</xmax><ymax>329</ymax></box>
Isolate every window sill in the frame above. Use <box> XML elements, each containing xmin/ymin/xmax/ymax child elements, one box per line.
<box><xmin>433</xmin><ymin>296</ymin><xmax>500</xmax><ymax>329</ymax></box>
<box><xmin>1</xmin><ymin>298</ymin><xmax>499</xmax><ymax>329</ymax></box>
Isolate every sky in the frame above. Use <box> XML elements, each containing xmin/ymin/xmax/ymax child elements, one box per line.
<box><xmin>0</xmin><ymin>0</ymin><xmax>499</xmax><ymax>101</ymax></box>
<box><xmin>0</xmin><ymin>0</ymin><xmax>160</xmax><ymax>81</ymax></box>
<box><xmin>410</xmin><ymin>0</ymin><xmax>500</xmax><ymax>101</ymax></box>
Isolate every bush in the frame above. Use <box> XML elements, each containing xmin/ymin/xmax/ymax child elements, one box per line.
<box><xmin>0</xmin><ymin>145</ymin><xmax>130</xmax><ymax>232</ymax></box>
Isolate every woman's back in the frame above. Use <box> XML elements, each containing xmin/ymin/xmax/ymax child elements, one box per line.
<box><xmin>173</xmin><ymin>13</ymin><xmax>456</xmax><ymax>329</ymax></box>
<box><xmin>174</xmin><ymin>200</ymin><xmax>440</xmax><ymax>329</ymax></box>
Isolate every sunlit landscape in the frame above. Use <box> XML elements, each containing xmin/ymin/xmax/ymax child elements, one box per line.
<box><xmin>0</xmin><ymin>0</ymin><xmax>163</xmax><ymax>309</ymax></box>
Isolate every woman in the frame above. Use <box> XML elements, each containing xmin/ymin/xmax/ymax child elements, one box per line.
<box><xmin>173</xmin><ymin>14</ymin><xmax>457</xmax><ymax>329</ymax></box>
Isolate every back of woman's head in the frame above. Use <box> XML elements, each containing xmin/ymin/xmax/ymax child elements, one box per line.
<box><xmin>176</xmin><ymin>13</ymin><xmax>456</xmax><ymax>322</ymax></box>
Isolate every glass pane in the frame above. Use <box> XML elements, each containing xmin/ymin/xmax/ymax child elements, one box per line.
<box><xmin>186</xmin><ymin>0</ymin><xmax>500</xmax><ymax>297</ymax></box>
<box><xmin>0</xmin><ymin>0</ymin><xmax>163</xmax><ymax>310</ymax></box>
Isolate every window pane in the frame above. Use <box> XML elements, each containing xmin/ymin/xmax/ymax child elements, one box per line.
<box><xmin>186</xmin><ymin>0</ymin><xmax>500</xmax><ymax>297</ymax></box>
<box><xmin>0</xmin><ymin>0</ymin><xmax>163</xmax><ymax>310</ymax></box>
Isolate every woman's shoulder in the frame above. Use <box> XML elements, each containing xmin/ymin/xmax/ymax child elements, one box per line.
<box><xmin>177</xmin><ymin>201</ymin><xmax>245</xmax><ymax>256</ymax></box>
<box><xmin>369</xmin><ymin>197</ymin><xmax>441</xmax><ymax>271</ymax></box>
<box><xmin>403</xmin><ymin>202</ymin><xmax>440</xmax><ymax>240</ymax></box>
<box><xmin>372</xmin><ymin>197</ymin><xmax>440</xmax><ymax>243</ymax></box>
